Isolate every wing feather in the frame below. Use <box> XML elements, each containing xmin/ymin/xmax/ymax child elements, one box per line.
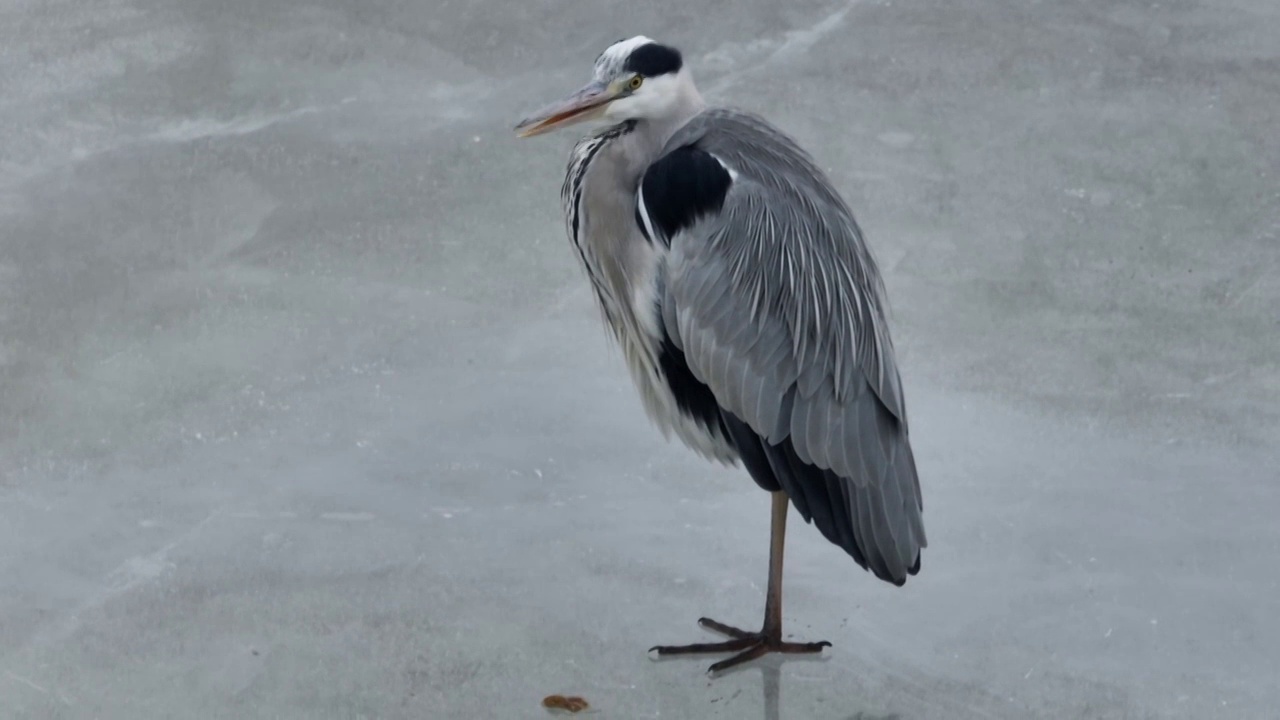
<box><xmin>656</xmin><ymin>108</ymin><xmax>926</xmax><ymax>584</ymax></box>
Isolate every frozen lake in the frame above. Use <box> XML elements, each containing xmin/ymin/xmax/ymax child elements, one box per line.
<box><xmin>2</xmin><ymin>0</ymin><xmax>1277</xmax><ymax>717</ymax></box>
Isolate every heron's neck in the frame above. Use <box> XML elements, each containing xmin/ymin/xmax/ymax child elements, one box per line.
<box><xmin>657</xmin><ymin>76</ymin><xmax>707</xmax><ymax>143</ymax></box>
<box><xmin>623</xmin><ymin>79</ymin><xmax>708</xmax><ymax>174</ymax></box>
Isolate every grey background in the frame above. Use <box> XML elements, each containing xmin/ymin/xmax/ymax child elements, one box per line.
<box><xmin>2</xmin><ymin>0</ymin><xmax>1278</xmax><ymax>718</ymax></box>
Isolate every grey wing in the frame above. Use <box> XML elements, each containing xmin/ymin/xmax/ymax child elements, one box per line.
<box><xmin>655</xmin><ymin>109</ymin><xmax>926</xmax><ymax>583</ymax></box>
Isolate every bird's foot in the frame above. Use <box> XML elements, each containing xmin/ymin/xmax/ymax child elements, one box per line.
<box><xmin>648</xmin><ymin>617</ymin><xmax>831</xmax><ymax>674</ymax></box>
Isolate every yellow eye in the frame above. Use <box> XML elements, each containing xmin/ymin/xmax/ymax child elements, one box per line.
<box><xmin>628</xmin><ymin>75</ymin><xmax>644</xmax><ymax>91</ymax></box>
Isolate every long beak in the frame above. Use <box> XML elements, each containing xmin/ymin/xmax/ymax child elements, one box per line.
<box><xmin>514</xmin><ymin>80</ymin><xmax>616</xmax><ymax>138</ymax></box>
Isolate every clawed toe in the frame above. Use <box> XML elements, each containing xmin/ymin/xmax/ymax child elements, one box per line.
<box><xmin>649</xmin><ymin>617</ymin><xmax>830</xmax><ymax>674</ymax></box>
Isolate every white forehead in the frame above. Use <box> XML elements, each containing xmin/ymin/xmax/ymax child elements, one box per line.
<box><xmin>594</xmin><ymin>35</ymin><xmax>655</xmax><ymax>79</ymax></box>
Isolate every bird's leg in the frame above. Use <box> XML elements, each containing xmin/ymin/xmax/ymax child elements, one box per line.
<box><xmin>649</xmin><ymin>491</ymin><xmax>832</xmax><ymax>674</ymax></box>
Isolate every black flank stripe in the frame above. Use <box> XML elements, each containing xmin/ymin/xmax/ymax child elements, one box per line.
<box><xmin>657</xmin><ymin>326</ymin><xmax>727</xmax><ymax>439</ymax></box>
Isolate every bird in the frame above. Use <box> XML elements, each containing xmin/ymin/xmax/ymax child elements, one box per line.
<box><xmin>514</xmin><ymin>36</ymin><xmax>926</xmax><ymax>675</ymax></box>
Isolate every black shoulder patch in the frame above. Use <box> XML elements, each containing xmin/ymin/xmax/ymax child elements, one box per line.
<box><xmin>625</xmin><ymin>43</ymin><xmax>683</xmax><ymax>76</ymax></box>
<box><xmin>639</xmin><ymin>145</ymin><xmax>732</xmax><ymax>244</ymax></box>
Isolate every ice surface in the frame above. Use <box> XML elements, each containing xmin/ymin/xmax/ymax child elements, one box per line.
<box><xmin>1</xmin><ymin>0</ymin><xmax>1278</xmax><ymax>718</ymax></box>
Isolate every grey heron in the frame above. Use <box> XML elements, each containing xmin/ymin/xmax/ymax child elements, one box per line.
<box><xmin>515</xmin><ymin>36</ymin><xmax>926</xmax><ymax>674</ymax></box>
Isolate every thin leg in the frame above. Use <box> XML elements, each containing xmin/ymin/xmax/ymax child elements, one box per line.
<box><xmin>762</xmin><ymin>487</ymin><xmax>789</xmax><ymax>636</ymax></box>
<box><xmin>649</xmin><ymin>492</ymin><xmax>832</xmax><ymax>674</ymax></box>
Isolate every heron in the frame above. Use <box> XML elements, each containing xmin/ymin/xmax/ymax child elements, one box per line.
<box><xmin>514</xmin><ymin>36</ymin><xmax>926</xmax><ymax>675</ymax></box>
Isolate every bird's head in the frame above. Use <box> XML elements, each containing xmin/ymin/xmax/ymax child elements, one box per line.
<box><xmin>514</xmin><ymin>36</ymin><xmax>693</xmax><ymax>138</ymax></box>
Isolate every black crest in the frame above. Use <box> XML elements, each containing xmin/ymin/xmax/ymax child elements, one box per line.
<box><xmin>625</xmin><ymin>43</ymin><xmax>683</xmax><ymax>76</ymax></box>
